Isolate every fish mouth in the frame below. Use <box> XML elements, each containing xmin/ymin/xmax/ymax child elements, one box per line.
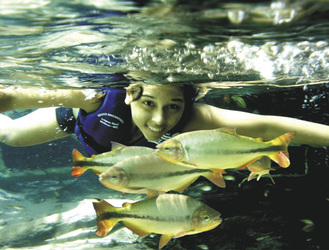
<box><xmin>210</xmin><ymin>216</ymin><xmax>223</xmax><ymax>229</ymax></box>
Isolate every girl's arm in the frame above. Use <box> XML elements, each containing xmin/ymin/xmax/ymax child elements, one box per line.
<box><xmin>0</xmin><ymin>85</ymin><xmax>103</xmax><ymax>113</ymax></box>
<box><xmin>185</xmin><ymin>103</ymin><xmax>329</xmax><ymax>146</ymax></box>
<box><xmin>0</xmin><ymin>108</ymin><xmax>70</xmax><ymax>146</ymax></box>
<box><xmin>0</xmin><ymin>85</ymin><xmax>104</xmax><ymax>146</ymax></box>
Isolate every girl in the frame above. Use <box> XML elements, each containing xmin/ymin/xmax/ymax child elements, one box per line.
<box><xmin>1</xmin><ymin>83</ymin><xmax>329</xmax><ymax>156</ymax></box>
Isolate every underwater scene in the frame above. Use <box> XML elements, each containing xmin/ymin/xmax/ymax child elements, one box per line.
<box><xmin>1</xmin><ymin>0</ymin><xmax>329</xmax><ymax>249</ymax></box>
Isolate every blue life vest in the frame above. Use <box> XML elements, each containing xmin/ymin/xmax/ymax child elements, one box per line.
<box><xmin>74</xmin><ymin>87</ymin><xmax>190</xmax><ymax>156</ymax></box>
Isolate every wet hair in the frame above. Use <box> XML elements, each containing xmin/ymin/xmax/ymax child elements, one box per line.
<box><xmin>182</xmin><ymin>84</ymin><xmax>198</xmax><ymax>116</ymax></box>
<box><xmin>125</xmin><ymin>83</ymin><xmax>199</xmax><ymax>108</ymax></box>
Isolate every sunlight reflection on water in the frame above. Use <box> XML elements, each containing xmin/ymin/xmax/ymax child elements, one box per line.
<box><xmin>0</xmin><ymin>0</ymin><xmax>328</xmax><ymax>89</ymax></box>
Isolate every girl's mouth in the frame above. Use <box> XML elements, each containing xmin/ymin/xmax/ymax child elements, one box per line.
<box><xmin>147</xmin><ymin>124</ymin><xmax>164</xmax><ymax>132</ymax></box>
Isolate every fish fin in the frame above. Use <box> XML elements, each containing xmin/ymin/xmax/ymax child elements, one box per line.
<box><xmin>204</xmin><ymin>170</ymin><xmax>226</xmax><ymax>188</ymax></box>
<box><xmin>91</xmin><ymin>169</ymin><xmax>102</xmax><ymax>176</ymax></box>
<box><xmin>173</xmin><ymin>231</ymin><xmax>191</xmax><ymax>238</ymax></box>
<box><xmin>267</xmin><ymin>132</ymin><xmax>295</xmax><ymax>168</ymax></box>
<box><xmin>93</xmin><ymin>199</ymin><xmax>116</xmax><ymax>214</ymax></box>
<box><xmin>268</xmin><ymin>131</ymin><xmax>295</xmax><ymax>146</ymax></box>
<box><xmin>92</xmin><ymin>200</ymin><xmax>119</xmax><ymax>236</ymax></box>
<box><xmin>268</xmin><ymin>151</ymin><xmax>290</xmax><ymax>168</ymax></box>
<box><xmin>123</xmin><ymin>221</ymin><xmax>150</xmax><ymax>237</ymax></box>
<box><xmin>72</xmin><ymin>149</ymin><xmax>88</xmax><ymax>177</ymax></box>
<box><xmin>247</xmin><ymin>170</ymin><xmax>269</xmax><ymax>181</ymax></box>
<box><xmin>268</xmin><ymin>174</ymin><xmax>276</xmax><ymax>184</ymax></box>
<box><xmin>147</xmin><ymin>190</ymin><xmax>160</xmax><ymax>199</ymax></box>
<box><xmin>122</xmin><ymin>202</ymin><xmax>132</xmax><ymax>208</ymax></box>
<box><xmin>179</xmin><ymin>161</ymin><xmax>199</xmax><ymax>168</ymax></box>
<box><xmin>215</xmin><ymin>127</ymin><xmax>237</xmax><ymax>135</ymax></box>
<box><xmin>72</xmin><ymin>149</ymin><xmax>86</xmax><ymax>163</ymax></box>
<box><xmin>71</xmin><ymin>166</ymin><xmax>87</xmax><ymax>177</ymax></box>
<box><xmin>248</xmin><ymin>170</ymin><xmax>276</xmax><ymax>184</ymax></box>
<box><xmin>95</xmin><ymin>220</ymin><xmax>117</xmax><ymax>236</ymax></box>
<box><xmin>246</xmin><ymin>156</ymin><xmax>269</xmax><ymax>169</ymax></box>
<box><xmin>175</xmin><ymin>179</ymin><xmax>197</xmax><ymax>193</ymax></box>
<box><xmin>159</xmin><ymin>234</ymin><xmax>174</xmax><ymax>249</ymax></box>
<box><xmin>238</xmin><ymin>158</ymin><xmax>259</xmax><ymax>169</ymax></box>
<box><xmin>110</xmin><ymin>141</ymin><xmax>126</xmax><ymax>152</ymax></box>
<box><xmin>247</xmin><ymin>172</ymin><xmax>257</xmax><ymax>181</ymax></box>
<box><xmin>247</xmin><ymin>156</ymin><xmax>276</xmax><ymax>183</ymax></box>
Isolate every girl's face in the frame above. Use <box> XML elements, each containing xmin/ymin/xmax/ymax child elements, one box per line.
<box><xmin>128</xmin><ymin>84</ymin><xmax>185</xmax><ymax>141</ymax></box>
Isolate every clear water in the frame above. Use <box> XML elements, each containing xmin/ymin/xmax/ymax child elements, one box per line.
<box><xmin>0</xmin><ymin>0</ymin><xmax>329</xmax><ymax>249</ymax></box>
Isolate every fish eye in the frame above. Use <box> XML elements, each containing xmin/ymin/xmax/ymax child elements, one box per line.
<box><xmin>203</xmin><ymin>215</ymin><xmax>210</xmax><ymax>221</ymax></box>
<box><xmin>110</xmin><ymin>175</ymin><xmax>118</xmax><ymax>182</ymax></box>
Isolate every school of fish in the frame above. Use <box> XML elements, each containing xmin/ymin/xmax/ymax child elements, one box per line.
<box><xmin>71</xmin><ymin>129</ymin><xmax>295</xmax><ymax>248</ymax></box>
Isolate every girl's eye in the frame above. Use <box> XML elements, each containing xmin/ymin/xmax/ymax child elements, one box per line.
<box><xmin>168</xmin><ymin>104</ymin><xmax>180</xmax><ymax>110</ymax></box>
<box><xmin>143</xmin><ymin>100</ymin><xmax>154</xmax><ymax>107</ymax></box>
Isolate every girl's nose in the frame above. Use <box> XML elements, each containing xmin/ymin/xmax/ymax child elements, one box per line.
<box><xmin>152</xmin><ymin>109</ymin><xmax>165</xmax><ymax>125</ymax></box>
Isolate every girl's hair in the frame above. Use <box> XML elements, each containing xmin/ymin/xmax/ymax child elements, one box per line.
<box><xmin>125</xmin><ymin>83</ymin><xmax>202</xmax><ymax>106</ymax></box>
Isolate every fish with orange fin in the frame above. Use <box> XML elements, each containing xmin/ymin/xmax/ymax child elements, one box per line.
<box><xmin>156</xmin><ymin>128</ymin><xmax>295</xmax><ymax>171</ymax></box>
<box><xmin>99</xmin><ymin>153</ymin><xmax>226</xmax><ymax>198</ymax></box>
<box><xmin>247</xmin><ymin>156</ymin><xmax>275</xmax><ymax>184</ymax></box>
<box><xmin>71</xmin><ymin>142</ymin><xmax>154</xmax><ymax>177</ymax></box>
<box><xmin>93</xmin><ymin>194</ymin><xmax>222</xmax><ymax>249</ymax></box>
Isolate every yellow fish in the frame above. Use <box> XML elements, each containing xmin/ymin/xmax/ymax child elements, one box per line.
<box><xmin>156</xmin><ymin>128</ymin><xmax>295</xmax><ymax>170</ymax></box>
<box><xmin>93</xmin><ymin>194</ymin><xmax>222</xmax><ymax>249</ymax></box>
<box><xmin>99</xmin><ymin>153</ymin><xmax>225</xmax><ymax>198</ymax></box>
<box><xmin>72</xmin><ymin>142</ymin><xmax>154</xmax><ymax>177</ymax></box>
<box><xmin>247</xmin><ymin>156</ymin><xmax>275</xmax><ymax>183</ymax></box>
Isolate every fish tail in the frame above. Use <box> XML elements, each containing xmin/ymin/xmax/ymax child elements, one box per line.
<box><xmin>269</xmin><ymin>151</ymin><xmax>290</xmax><ymax>168</ymax></box>
<box><xmin>205</xmin><ymin>170</ymin><xmax>226</xmax><ymax>188</ymax></box>
<box><xmin>72</xmin><ymin>149</ymin><xmax>86</xmax><ymax>164</ymax></box>
<box><xmin>267</xmin><ymin>132</ymin><xmax>295</xmax><ymax>168</ymax></box>
<box><xmin>71</xmin><ymin>166</ymin><xmax>87</xmax><ymax>177</ymax></box>
<box><xmin>268</xmin><ymin>131</ymin><xmax>295</xmax><ymax>147</ymax></box>
<box><xmin>72</xmin><ymin>149</ymin><xmax>88</xmax><ymax>177</ymax></box>
<box><xmin>93</xmin><ymin>200</ymin><xmax>120</xmax><ymax>236</ymax></box>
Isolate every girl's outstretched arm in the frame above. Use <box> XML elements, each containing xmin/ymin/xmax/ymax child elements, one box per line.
<box><xmin>185</xmin><ymin>103</ymin><xmax>329</xmax><ymax>146</ymax></box>
<box><xmin>0</xmin><ymin>108</ymin><xmax>70</xmax><ymax>146</ymax></box>
<box><xmin>0</xmin><ymin>85</ymin><xmax>103</xmax><ymax>146</ymax></box>
<box><xmin>0</xmin><ymin>85</ymin><xmax>103</xmax><ymax>113</ymax></box>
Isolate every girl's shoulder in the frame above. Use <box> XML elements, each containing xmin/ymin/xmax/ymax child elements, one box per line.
<box><xmin>182</xmin><ymin>103</ymin><xmax>227</xmax><ymax>131</ymax></box>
